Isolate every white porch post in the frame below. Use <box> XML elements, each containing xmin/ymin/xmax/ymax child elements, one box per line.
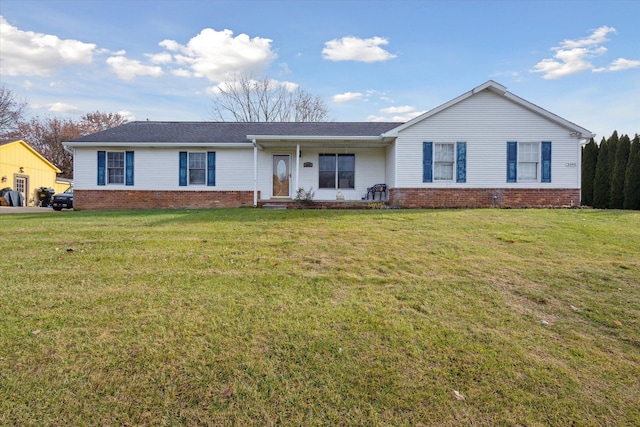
<box><xmin>295</xmin><ymin>144</ymin><xmax>300</xmax><ymax>193</ymax></box>
<box><xmin>253</xmin><ymin>140</ymin><xmax>258</xmax><ymax>207</ymax></box>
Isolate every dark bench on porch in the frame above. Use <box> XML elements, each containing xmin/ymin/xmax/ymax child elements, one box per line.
<box><xmin>366</xmin><ymin>183</ymin><xmax>387</xmax><ymax>201</ymax></box>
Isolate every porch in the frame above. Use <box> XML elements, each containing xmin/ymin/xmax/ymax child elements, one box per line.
<box><xmin>249</xmin><ymin>133</ymin><xmax>394</xmax><ymax>207</ymax></box>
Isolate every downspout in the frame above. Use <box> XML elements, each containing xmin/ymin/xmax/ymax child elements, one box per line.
<box><xmin>295</xmin><ymin>144</ymin><xmax>300</xmax><ymax>194</ymax></box>
<box><xmin>577</xmin><ymin>136</ymin><xmax>582</xmax><ymax>206</ymax></box>
<box><xmin>576</xmin><ymin>134</ymin><xmax>594</xmax><ymax>207</ymax></box>
<box><xmin>253</xmin><ymin>140</ymin><xmax>258</xmax><ymax>207</ymax></box>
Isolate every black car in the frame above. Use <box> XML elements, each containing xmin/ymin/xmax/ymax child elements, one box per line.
<box><xmin>52</xmin><ymin>186</ymin><xmax>73</xmax><ymax>211</ymax></box>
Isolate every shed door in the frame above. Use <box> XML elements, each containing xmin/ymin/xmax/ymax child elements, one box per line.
<box><xmin>15</xmin><ymin>176</ymin><xmax>27</xmax><ymax>206</ymax></box>
<box><xmin>272</xmin><ymin>155</ymin><xmax>290</xmax><ymax>198</ymax></box>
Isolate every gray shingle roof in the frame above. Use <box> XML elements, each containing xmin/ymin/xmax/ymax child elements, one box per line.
<box><xmin>70</xmin><ymin>121</ymin><xmax>402</xmax><ymax>143</ymax></box>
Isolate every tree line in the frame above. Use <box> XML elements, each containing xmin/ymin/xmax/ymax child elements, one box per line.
<box><xmin>1</xmin><ymin>86</ymin><xmax>128</xmax><ymax>179</ymax></box>
<box><xmin>582</xmin><ymin>131</ymin><xmax>640</xmax><ymax>210</ymax></box>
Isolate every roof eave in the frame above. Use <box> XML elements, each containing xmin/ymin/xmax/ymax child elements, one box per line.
<box><xmin>63</xmin><ymin>141</ymin><xmax>253</xmax><ymax>148</ymax></box>
<box><xmin>247</xmin><ymin>135</ymin><xmax>390</xmax><ymax>142</ymax></box>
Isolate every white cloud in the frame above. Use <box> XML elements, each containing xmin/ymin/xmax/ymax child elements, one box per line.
<box><xmin>48</xmin><ymin>102</ymin><xmax>79</xmax><ymax>114</ymax></box>
<box><xmin>531</xmin><ymin>26</ymin><xmax>639</xmax><ymax>79</ymax></box>
<box><xmin>380</xmin><ymin>105</ymin><xmax>415</xmax><ymax>114</ymax></box>
<box><xmin>280</xmin><ymin>81</ymin><xmax>299</xmax><ymax>92</ymax></box>
<box><xmin>594</xmin><ymin>58</ymin><xmax>640</xmax><ymax>72</ymax></box>
<box><xmin>159</xmin><ymin>28</ymin><xmax>276</xmax><ymax>82</ymax></box>
<box><xmin>278</xmin><ymin>62</ymin><xmax>291</xmax><ymax>75</ymax></box>
<box><xmin>332</xmin><ymin>92</ymin><xmax>363</xmax><ymax>103</ymax></box>
<box><xmin>97</xmin><ymin>48</ymin><xmax>126</xmax><ymax>56</ymax></box>
<box><xmin>147</xmin><ymin>52</ymin><xmax>173</xmax><ymax>64</ymax></box>
<box><xmin>0</xmin><ymin>16</ymin><xmax>96</xmax><ymax>76</ymax></box>
<box><xmin>367</xmin><ymin>105</ymin><xmax>425</xmax><ymax>122</ymax></box>
<box><xmin>491</xmin><ymin>71</ymin><xmax>523</xmax><ymax>82</ymax></box>
<box><xmin>171</xmin><ymin>68</ymin><xmax>193</xmax><ymax>78</ymax></box>
<box><xmin>106</xmin><ymin>56</ymin><xmax>164</xmax><ymax>80</ymax></box>
<box><xmin>393</xmin><ymin>111</ymin><xmax>426</xmax><ymax>121</ymax></box>
<box><xmin>322</xmin><ymin>36</ymin><xmax>396</xmax><ymax>63</ymax></box>
<box><xmin>559</xmin><ymin>26</ymin><xmax>615</xmax><ymax>49</ymax></box>
<box><xmin>117</xmin><ymin>110</ymin><xmax>136</xmax><ymax>122</ymax></box>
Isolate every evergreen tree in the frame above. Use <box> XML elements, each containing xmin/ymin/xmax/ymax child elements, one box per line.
<box><xmin>623</xmin><ymin>134</ymin><xmax>640</xmax><ymax>210</ymax></box>
<box><xmin>581</xmin><ymin>138</ymin><xmax>598</xmax><ymax>206</ymax></box>
<box><xmin>592</xmin><ymin>137</ymin><xmax>611</xmax><ymax>208</ymax></box>
<box><xmin>610</xmin><ymin>134</ymin><xmax>630</xmax><ymax>209</ymax></box>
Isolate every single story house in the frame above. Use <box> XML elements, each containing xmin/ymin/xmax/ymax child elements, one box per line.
<box><xmin>64</xmin><ymin>81</ymin><xmax>593</xmax><ymax>210</ymax></box>
<box><xmin>0</xmin><ymin>139</ymin><xmax>71</xmax><ymax>206</ymax></box>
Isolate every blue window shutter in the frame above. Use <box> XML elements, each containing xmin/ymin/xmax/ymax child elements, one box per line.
<box><xmin>507</xmin><ymin>141</ymin><xmax>517</xmax><ymax>183</ymax></box>
<box><xmin>207</xmin><ymin>151</ymin><xmax>216</xmax><ymax>186</ymax></box>
<box><xmin>97</xmin><ymin>151</ymin><xmax>106</xmax><ymax>186</ymax></box>
<box><xmin>541</xmin><ymin>141</ymin><xmax>552</xmax><ymax>183</ymax></box>
<box><xmin>179</xmin><ymin>152</ymin><xmax>187</xmax><ymax>186</ymax></box>
<box><xmin>456</xmin><ymin>142</ymin><xmax>467</xmax><ymax>183</ymax></box>
<box><xmin>125</xmin><ymin>151</ymin><xmax>134</xmax><ymax>186</ymax></box>
<box><xmin>423</xmin><ymin>141</ymin><xmax>433</xmax><ymax>183</ymax></box>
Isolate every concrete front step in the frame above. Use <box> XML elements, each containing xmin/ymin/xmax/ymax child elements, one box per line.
<box><xmin>262</xmin><ymin>204</ymin><xmax>288</xmax><ymax>210</ymax></box>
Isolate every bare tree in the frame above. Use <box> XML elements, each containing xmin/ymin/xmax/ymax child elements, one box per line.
<box><xmin>0</xmin><ymin>86</ymin><xmax>29</xmax><ymax>137</ymax></box>
<box><xmin>292</xmin><ymin>89</ymin><xmax>329</xmax><ymax>122</ymax></box>
<box><xmin>15</xmin><ymin>116</ymin><xmax>77</xmax><ymax>178</ymax></box>
<box><xmin>13</xmin><ymin>111</ymin><xmax>128</xmax><ymax>178</ymax></box>
<box><xmin>79</xmin><ymin>111</ymin><xmax>128</xmax><ymax>134</ymax></box>
<box><xmin>211</xmin><ymin>75</ymin><xmax>328</xmax><ymax>122</ymax></box>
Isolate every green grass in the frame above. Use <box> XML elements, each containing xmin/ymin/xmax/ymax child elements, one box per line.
<box><xmin>1</xmin><ymin>208</ymin><xmax>639</xmax><ymax>425</ymax></box>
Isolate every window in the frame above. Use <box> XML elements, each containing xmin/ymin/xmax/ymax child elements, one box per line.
<box><xmin>434</xmin><ymin>143</ymin><xmax>454</xmax><ymax>180</ymax></box>
<box><xmin>98</xmin><ymin>151</ymin><xmax>134</xmax><ymax>186</ymax></box>
<box><xmin>179</xmin><ymin>152</ymin><xmax>215</xmax><ymax>186</ymax></box>
<box><xmin>507</xmin><ymin>141</ymin><xmax>551</xmax><ymax>183</ymax></box>
<box><xmin>423</xmin><ymin>142</ymin><xmax>466</xmax><ymax>183</ymax></box>
<box><xmin>107</xmin><ymin>152</ymin><xmax>125</xmax><ymax>184</ymax></box>
<box><xmin>188</xmin><ymin>152</ymin><xmax>206</xmax><ymax>185</ymax></box>
<box><xmin>319</xmin><ymin>154</ymin><xmax>355</xmax><ymax>189</ymax></box>
<box><xmin>518</xmin><ymin>143</ymin><xmax>538</xmax><ymax>181</ymax></box>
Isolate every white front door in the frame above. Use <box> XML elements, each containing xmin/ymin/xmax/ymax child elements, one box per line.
<box><xmin>272</xmin><ymin>155</ymin><xmax>290</xmax><ymax>198</ymax></box>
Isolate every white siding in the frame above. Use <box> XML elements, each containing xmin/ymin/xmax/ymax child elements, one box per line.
<box><xmin>395</xmin><ymin>90</ymin><xmax>581</xmax><ymax>189</ymax></box>
<box><xmin>385</xmin><ymin>144</ymin><xmax>396</xmax><ymax>188</ymax></box>
<box><xmin>73</xmin><ymin>147</ymin><xmax>254</xmax><ymax>191</ymax></box>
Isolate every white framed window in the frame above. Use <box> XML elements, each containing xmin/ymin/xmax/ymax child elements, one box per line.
<box><xmin>518</xmin><ymin>142</ymin><xmax>539</xmax><ymax>181</ymax></box>
<box><xmin>179</xmin><ymin>151</ymin><xmax>215</xmax><ymax>187</ymax></box>
<box><xmin>188</xmin><ymin>152</ymin><xmax>206</xmax><ymax>185</ymax></box>
<box><xmin>319</xmin><ymin>154</ymin><xmax>355</xmax><ymax>189</ymax></box>
<box><xmin>434</xmin><ymin>143</ymin><xmax>455</xmax><ymax>181</ymax></box>
<box><xmin>107</xmin><ymin>152</ymin><xmax>125</xmax><ymax>184</ymax></box>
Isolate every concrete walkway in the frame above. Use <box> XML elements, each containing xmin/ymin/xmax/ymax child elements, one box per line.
<box><xmin>0</xmin><ymin>206</ymin><xmax>61</xmax><ymax>214</ymax></box>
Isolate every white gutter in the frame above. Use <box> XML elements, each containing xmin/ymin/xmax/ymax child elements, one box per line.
<box><xmin>246</xmin><ymin>135</ymin><xmax>388</xmax><ymax>142</ymax></box>
<box><xmin>253</xmin><ymin>139</ymin><xmax>258</xmax><ymax>207</ymax></box>
<box><xmin>63</xmin><ymin>142</ymin><xmax>252</xmax><ymax>149</ymax></box>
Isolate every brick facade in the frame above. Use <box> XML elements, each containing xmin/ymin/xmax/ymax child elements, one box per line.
<box><xmin>74</xmin><ymin>188</ymin><xmax>580</xmax><ymax>210</ymax></box>
<box><xmin>74</xmin><ymin>190</ymin><xmax>256</xmax><ymax>210</ymax></box>
<box><xmin>388</xmin><ymin>188</ymin><xmax>580</xmax><ymax>208</ymax></box>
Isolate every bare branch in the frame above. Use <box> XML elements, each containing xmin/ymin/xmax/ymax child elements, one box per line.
<box><xmin>210</xmin><ymin>74</ymin><xmax>328</xmax><ymax>122</ymax></box>
<box><xmin>0</xmin><ymin>86</ymin><xmax>29</xmax><ymax>137</ymax></box>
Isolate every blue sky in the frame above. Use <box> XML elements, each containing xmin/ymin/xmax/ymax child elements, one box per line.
<box><xmin>1</xmin><ymin>0</ymin><xmax>638</xmax><ymax>139</ymax></box>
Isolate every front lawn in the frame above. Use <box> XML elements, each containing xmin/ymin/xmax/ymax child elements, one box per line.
<box><xmin>1</xmin><ymin>208</ymin><xmax>638</xmax><ymax>425</ymax></box>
